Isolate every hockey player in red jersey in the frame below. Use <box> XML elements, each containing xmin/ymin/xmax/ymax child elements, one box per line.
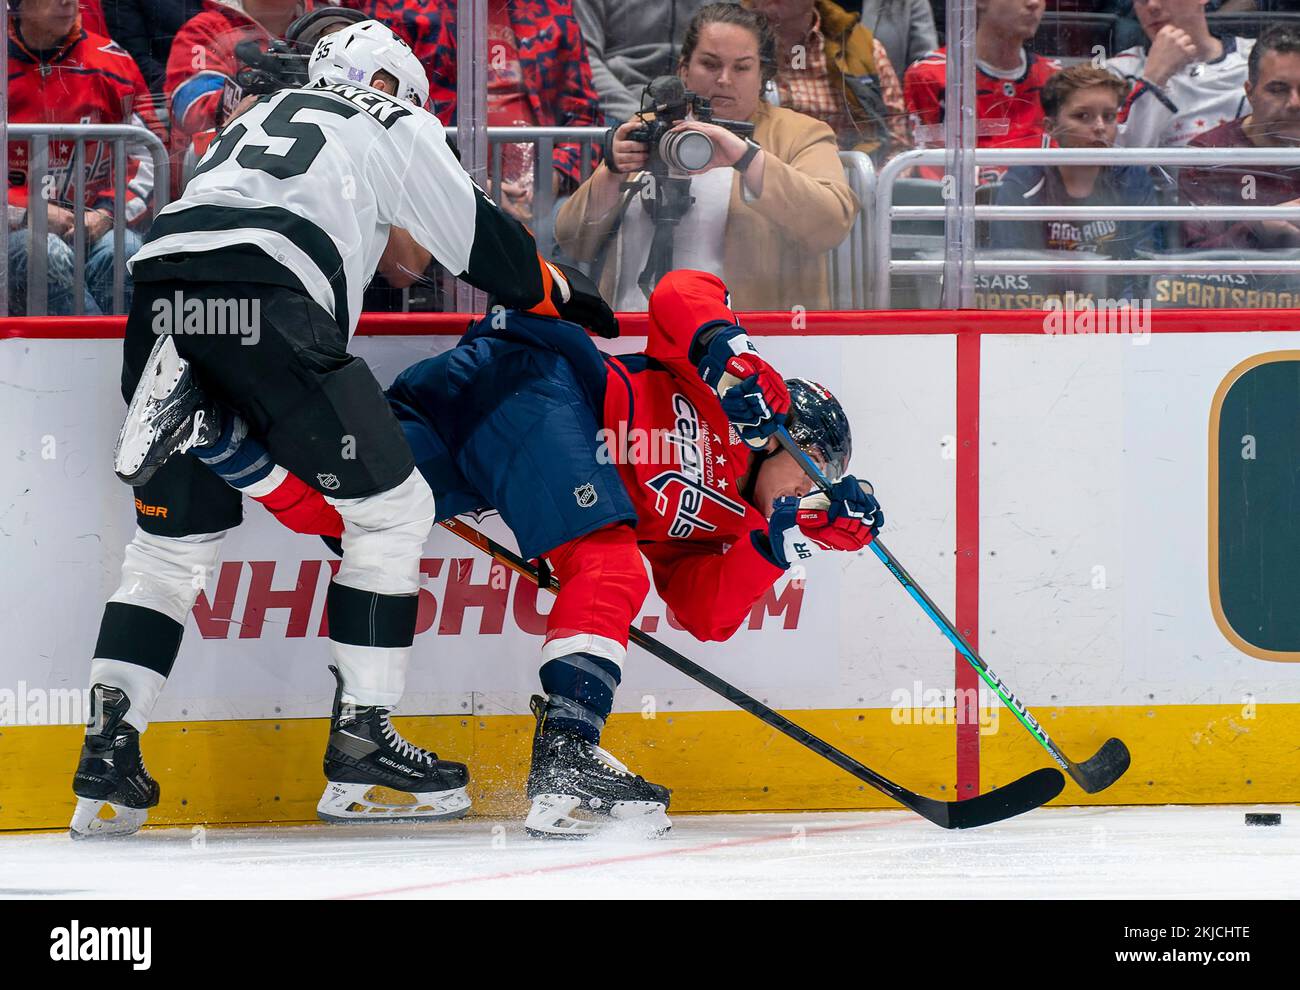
<box><xmin>903</xmin><ymin>0</ymin><xmax>1059</xmax><ymax>182</ymax></box>
<box><xmin>126</xmin><ymin>268</ymin><xmax>884</xmax><ymax>837</ymax></box>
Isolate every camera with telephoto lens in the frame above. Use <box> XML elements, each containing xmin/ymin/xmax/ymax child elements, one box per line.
<box><xmin>608</xmin><ymin>75</ymin><xmax>755</xmax><ymax>174</ymax></box>
<box><xmin>604</xmin><ymin>77</ymin><xmax>758</xmax><ymax>302</ymax></box>
<box><xmin>230</xmin><ymin>7</ymin><xmax>367</xmax><ymax>101</ymax></box>
<box><xmin>233</xmin><ymin>37</ymin><xmax>312</xmax><ymax>96</ymax></box>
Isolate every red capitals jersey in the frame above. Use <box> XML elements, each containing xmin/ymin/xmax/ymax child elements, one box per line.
<box><xmin>601</xmin><ymin>271</ymin><xmax>786</xmax><ymax>642</ymax></box>
<box><xmin>903</xmin><ymin>47</ymin><xmax>1059</xmax><ymax>181</ymax></box>
<box><xmin>7</xmin><ymin>18</ymin><xmax>164</xmax><ymax>225</ymax></box>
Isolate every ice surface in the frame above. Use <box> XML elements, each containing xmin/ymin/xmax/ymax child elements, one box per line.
<box><xmin>1</xmin><ymin>805</ymin><xmax>1295</xmax><ymax>899</ymax></box>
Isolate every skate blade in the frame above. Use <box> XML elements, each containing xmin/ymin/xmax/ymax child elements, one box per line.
<box><xmin>316</xmin><ymin>782</ymin><xmax>472</xmax><ymax>824</ymax></box>
<box><xmin>525</xmin><ymin>794</ymin><xmax>671</xmax><ymax>840</ymax></box>
<box><xmin>114</xmin><ymin>335</ymin><xmax>195</xmax><ymax>485</ymax></box>
<box><xmin>68</xmin><ymin>798</ymin><xmax>149</xmax><ymax>840</ymax></box>
<box><xmin>610</xmin><ymin>801</ymin><xmax>672</xmax><ymax>837</ymax></box>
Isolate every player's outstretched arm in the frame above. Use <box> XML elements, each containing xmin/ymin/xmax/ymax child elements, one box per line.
<box><xmin>386</xmin><ymin>118</ymin><xmax>617</xmax><ymax>337</ymax></box>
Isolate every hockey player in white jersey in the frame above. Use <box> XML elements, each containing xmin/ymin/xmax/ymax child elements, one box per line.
<box><xmin>71</xmin><ymin>20</ymin><xmax>617</xmax><ymax>837</ymax></box>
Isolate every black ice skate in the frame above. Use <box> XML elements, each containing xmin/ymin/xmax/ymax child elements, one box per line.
<box><xmin>525</xmin><ymin>695</ymin><xmax>671</xmax><ymax>838</ymax></box>
<box><xmin>114</xmin><ymin>334</ymin><xmax>224</xmax><ymax>486</ymax></box>
<box><xmin>317</xmin><ymin>666</ymin><xmax>471</xmax><ymax>823</ymax></box>
<box><xmin>69</xmin><ymin>684</ymin><xmax>159</xmax><ymax>840</ymax></box>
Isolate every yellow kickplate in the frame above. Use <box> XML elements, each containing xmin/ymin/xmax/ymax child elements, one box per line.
<box><xmin>3</xmin><ymin>702</ymin><xmax>1298</xmax><ymax>830</ymax></box>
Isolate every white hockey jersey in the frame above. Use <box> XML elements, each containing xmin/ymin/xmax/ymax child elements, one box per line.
<box><xmin>1105</xmin><ymin>36</ymin><xmax>1254</xmax><ymax>148</ymax></box>
<box><xmin>130</xmin><ymin>79</ymin><xmax>537</xmax><ymax>337</ymax></box>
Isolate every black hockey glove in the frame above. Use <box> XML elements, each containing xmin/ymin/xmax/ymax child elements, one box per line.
<box><xmin>493</xmin><ymin>261</ymin><xmax>619</xmax><ymax>339</ymax></box>
<box><xmin>549</xmin><ymin>262</ymin><xmax>619</xmax><ymax>339</ymax></box>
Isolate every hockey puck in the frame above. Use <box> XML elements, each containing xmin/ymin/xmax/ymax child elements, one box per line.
<box><xmin>1245</xmin><ymin>813</ymin><xmax>1281</xmax><ymax>826</ymax></box>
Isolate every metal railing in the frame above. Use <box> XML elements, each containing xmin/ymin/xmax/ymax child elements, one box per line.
<box><xmin>474</xmin><ymin>127</ymin><xmax>872</xmax><ymax>312</ymax></box>
<box><xmin>831</xmin><ymin>150</ymin><xmax>874</xmax><ymax>310</ymax></box>
<box><xmin>873</xmin><ymin>147</ymin><xmax>1300</xmax><ymax>309</ymax></box>
<box><xmin>427</xmin><ymin>126</ymin><xmax>607</xmax><ymax>313</ymax></box>
<box><xmin>9</xmin><ymin>123</ymin><xmax>170</xmax><ymax>317</ymax></box>
<box><xmin>486</xmin><ymin>124</ymin><xmax>606</xmax><ymax>226</ymax></box>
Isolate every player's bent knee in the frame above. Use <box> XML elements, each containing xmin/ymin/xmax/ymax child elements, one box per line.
<box><xmin>331</xmin><ymin>469</ymin><xmax>436</xmax><ymax>595</ymax></box>
<box><xmin>542</xmin><ymin>525</ymin><xmax>650</xmax><ymax>669</ymax></box>
<box><xmin>109</xmin><ymin>527</ymin><xmax>228</xmax><ymax>623</ymax></box>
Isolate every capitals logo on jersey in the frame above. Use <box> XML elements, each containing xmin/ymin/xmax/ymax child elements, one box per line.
<box><xmin>644</xmin><ymin>394</ymin><xmax>747</xmax><ymax>539</ymax></box>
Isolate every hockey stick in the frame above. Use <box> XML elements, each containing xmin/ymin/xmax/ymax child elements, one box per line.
<box><xmin>437</xmin><ymin>517</ymin><xmax>1064</xmax><ymax>829</ymax></box>
<box><xmin>773</xmin><ymin>426</ymin><xmax>1131</xmax><ymax>794</ymax></box>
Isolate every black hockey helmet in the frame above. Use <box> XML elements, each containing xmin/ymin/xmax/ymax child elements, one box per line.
<box><xmin>785</xmin><ymin>378</ymin><xmax>851</xmax><ymax>482</ymax></box>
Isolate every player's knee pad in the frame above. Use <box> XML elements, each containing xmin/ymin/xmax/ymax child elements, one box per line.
<box><xmin>109</xmin><ymin>527</ymin><xmax>228</xmax><ymax>623</ymax></box>
<box><xmin>94</xmin><ymin>528</ymin><xmax>227</xmax><ymax>729</ymax></box>
<box><xmin>542</xmin><ymin>525</ymin><xmax>649</xmax><ymax>671</ymax></box>
<box><xmin>330</xmin><ymin>468</ymin><xmax>436</xmax><ymax>596</ymax></box>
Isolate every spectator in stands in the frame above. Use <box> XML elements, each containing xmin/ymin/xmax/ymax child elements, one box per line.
<box><xmin>165</xmin><ymin>1</ymin><xmax>308</xmax><ymax>192</ymax></box>
<box><xmin>745</xmin><ymin>0</ymin><xmax>911</xmax><ymax>160</ymax></box>
<box><xmin>858</xmin><ymin>1</ymin><xmax>937</xmax><ymax>77</ymax></box>
<box><xmin>555</xmin><ymin>2</ymin><xmax>857</xmax><ymax>311</ymax></box>
<box><xmin>992</xmin><ymin>66</ymin><xmax>1162</xmax><ymax>268</ymax></box>
<box><xmin>77</xmin><ymin>0</ymin><xmax>107</xmax><ymax>34</ymax></box>
<box><xmin>1180</xmin><ymin>25</ymin><xmax>1300</xmax><ymax>249</ymax></box>
<box><xmin>574</xmin><ymin>1</ymin><xmax>709</xmax><ymax>125</ymax></box>
<box><xmin>904</xmin><ymin>0</ymin><xmax>1059</xmax><ymax>183</ymax></box>
<box><xmin>103</xmin><ymin>1</ymin><xmax>206</xmax><ymax>95</ymax></box>
<box><xmin>7</xmin><ymin>0</ymin><xmax>164</xmax><ymax>313</ymax></box>
<box><xmin>1030</xmin><ymin>1</ymin><xmax>1130</xmax><ymax>60</ymax></box>
<box><xmin>358</xmin><ymin>1</ymin><xmax>601</xmax><ymax>226</ymax></box>
<box><xmin>1105</xmin><ymin>0</ymin><xmax>1254</xmax><ymax>148</ymax></box>
<box><xmin>6</xmin><ymin>219</ymin><xmax>99</xmax><ymax>314</ymax></box>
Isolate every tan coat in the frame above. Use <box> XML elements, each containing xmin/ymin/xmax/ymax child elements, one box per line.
<box><xmin>554</xmin><ymin>102</ymin><xmax>859</xmax><ymax>311</ymax></box>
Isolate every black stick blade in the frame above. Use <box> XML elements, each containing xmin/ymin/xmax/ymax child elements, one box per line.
<box><xmin>1070</xmin><ymin>737</ymin><xmax>1131</xmax><ymax>794</ymax></box>
<box><xmin>904</xmin><ymin>768</ymin><xmax>1065</xmax><ymax>829</ymax></box>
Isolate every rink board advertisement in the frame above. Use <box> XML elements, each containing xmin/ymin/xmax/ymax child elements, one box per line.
<box><xmin>2</xmin><ymin>312</ymin><xmax>1300</xmax><ymax>826</ymax></box>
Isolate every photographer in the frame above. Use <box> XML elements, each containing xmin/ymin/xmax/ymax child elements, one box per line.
<box><xmin>555</xmin><ymin>2</ymin><xmax>858</xmax><ymax>311</ymax></box>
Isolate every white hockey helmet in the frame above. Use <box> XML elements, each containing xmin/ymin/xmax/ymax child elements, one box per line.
<box><xmin>307</xmin><ymin>19</ymin><xmax>429</xmax><ymax>108</ymax></box>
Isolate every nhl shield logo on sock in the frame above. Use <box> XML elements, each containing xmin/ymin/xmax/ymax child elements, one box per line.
<box><xmin>317</xmin><ymin>473</ymin><xmax>341</xmax><ymax>491</ymax></box>
<box><xmin>574</xmin><ymin>483</ymin><xmax>598</xmax><ymax>508</ymax></box>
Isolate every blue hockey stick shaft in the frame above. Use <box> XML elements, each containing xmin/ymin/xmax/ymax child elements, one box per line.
<box><xmin>772</xmin><ymin>425</ymin><xmax>1086</xmax><ymax>780</ymax></box>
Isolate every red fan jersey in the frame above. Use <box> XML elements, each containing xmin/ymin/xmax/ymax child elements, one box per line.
<box><xmin>6</xmin><ymin>17</ymin><xmax>165</xmax><ymax>225</ymax></box>
<box><xmin>903</xmin><ymin>46</ymin><xmax>1060</xmax><ymax>181</ymax></box>
<box><xmin>80</xmin><ymin>1</ymin><xmax>107</xmax><ymax>37</ymax></box>
<box><xmin>165</xmin><ymin>1</ymin><xmax>284</xmax><ymax>193</ymax></box>
<box><xmin>601</xmin><ymin>271</ymin><xmax>786</xmax><ymax>642</ymax></box>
